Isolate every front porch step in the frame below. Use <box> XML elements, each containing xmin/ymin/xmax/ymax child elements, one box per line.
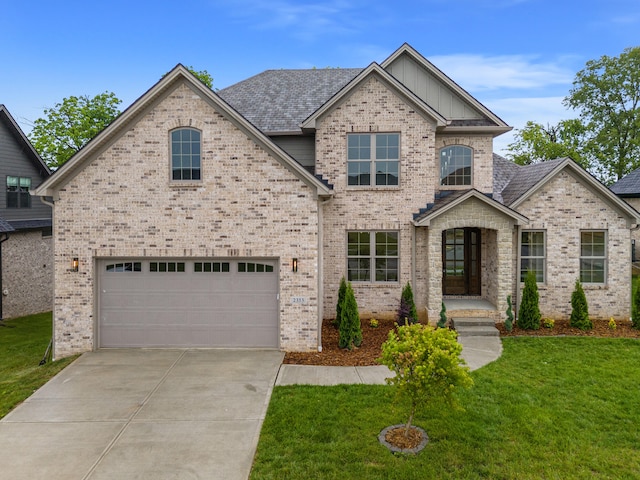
<box><xmin>451</xmin><ymin>317</ymin><xmax>500</xmax><ymax>337</ymax></box>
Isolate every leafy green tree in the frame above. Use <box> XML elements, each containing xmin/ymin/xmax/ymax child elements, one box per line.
<box><xmin>379</xmin><ymin>324</ymin><xmax>473</xmax><ymax>437</ymax></box>
<box><xmin>333</xmin><ymin>276</ymin><xmax>347</xmax><ymax>328</ymax></box>
<box><xmin>507</xmin><ymin>119</ymin><xmax>588</xmax><ymax>168</ymax></box>
<box><xmin>185</xmin><ymin>66</ymin><xmax>214</xmax><ymax>88</ymax></box>
<box><xmin>338</xmin><ymin>282</ymin><xmax>362</xmax><ymax>350</ymax></box>
<box><xmin>397</xmin><ymin>282</ymin><xmax>418</xmax><ymax>325</ymax></box>
<box><xmin>164</xmin><ymin>66</ymin><xmax>214</xmax><ymax>89</ymax></box>
<box><xmin>564</xmin><ymin>47</ymin><xmax>640</xmax><ymax>184</ymax></box>
<box><xmin>29</xmin><ymin>92</ymin><xmax>122</xmax><ymax>169</ymax></box>
<box><xmin>518</xmin><ymin>271</ymin><xmax>541</xmax><ymax>330</ymax></box>
<box><xmin>570</xmin><ymin>279</ymin><xmax>592</xmax><ymax>330</ymax></box>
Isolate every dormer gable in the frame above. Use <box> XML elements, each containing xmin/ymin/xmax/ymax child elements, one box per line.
<box><xmin>382</xmin><ymin>43</ymin><xmax>511</xmax><ymax>136</ymax></box>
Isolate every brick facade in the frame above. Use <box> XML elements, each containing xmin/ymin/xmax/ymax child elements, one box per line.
<box><xmin>51</xmin><ymin>82</ymin><xmax>321</xmax><ymax>358</ymax></box>
<box><xmin>2</xmin><ymin>230</ymin><xmax>52</xmax><ymax>318</ymax></box>
<box><xmin>516</xmin><ymin>170</ymin><xmax>632</xmax><ymax>320</ymax></box>
<box><xmin>43</xmin><ymin>55</ymin><xmax>638</xmax><ymax>358</ymax></box>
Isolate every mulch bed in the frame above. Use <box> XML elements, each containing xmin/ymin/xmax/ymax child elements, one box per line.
<box><xmin>284</xmin><ymin>318</ymin><xmax>640</xmax><ymax>367</ymax></box>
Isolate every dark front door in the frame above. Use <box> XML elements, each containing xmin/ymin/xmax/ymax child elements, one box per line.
<box><xmin>442</xmin><ymin>228</ymin><xmax>481</xmax><ymax>295</ymax></box>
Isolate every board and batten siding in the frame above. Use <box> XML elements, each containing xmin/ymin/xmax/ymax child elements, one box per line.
<box><xmin>385</xmin><ymin>55</ymin><xmax>483</xmax><ymax>120</ymax></box>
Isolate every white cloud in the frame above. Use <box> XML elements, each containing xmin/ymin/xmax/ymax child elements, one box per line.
<box><xmin>429</xmin><ymin>54</ymin><xmax>575</xmax><ymax>91</ymax></box>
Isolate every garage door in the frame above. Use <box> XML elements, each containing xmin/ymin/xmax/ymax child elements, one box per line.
<box><xmin>98</xmin><ymin>259</ymin><xmax>279</xmax><ymax>348</ymax></box>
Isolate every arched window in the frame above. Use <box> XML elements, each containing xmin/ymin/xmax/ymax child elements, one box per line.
<box><xmin>171</xmin><ymin>128</ymin><xmax>201</xmax><ymax>181</ymax></box>
<box><xmin>440</xmin><ymin>145</ymin><xmax>472</xmax><ymax>186</ymax></box>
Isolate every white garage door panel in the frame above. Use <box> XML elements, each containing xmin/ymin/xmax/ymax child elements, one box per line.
<box><xmin>99</xmin><ymin>259</ymin><xmax>278</xmax><ymax>348</ymax></box>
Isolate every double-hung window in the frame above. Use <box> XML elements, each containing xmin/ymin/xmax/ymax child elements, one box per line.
<box><xmin>171</xmin><ymin>128</ymin><xmax>201</xmax><ymax>181</ymax></box>
<box><xmin>440</xmin><ymin>145</ymin><xmax>472</xmax><ymax>186</ymax></box>
<box><xmin>6</xmin><ymin>176</ymin><xmax>31</xmax><ymax>208</ymax></box>
<box><xmin>347</xmin><ymin>133</ymin><xmax>399</xmax><ymax>186</ymax></box>
<box><xmin>580</xmin><ymin>231</ymin><xmax>606</xmax><ymax>283</ymax></box>
<box><xmin>347</xmin><ymin>231</ymin><xmax>398</xmax><ymax>282</ymax></box>
<box><xmin>520</xmin><ymin>231</ymin><xmax>545</xmax><ymax>282</ymax></box>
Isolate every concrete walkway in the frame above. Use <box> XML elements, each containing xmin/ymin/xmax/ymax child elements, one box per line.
<box><xmin>276</xmin><ymin>335</ymin><xmax>502</xmax><ymax>386</ymax></box>
<box><xmin>0</xmin><ymin>349</ymin><xmax>284</xmax><ymax>480</ymax></box>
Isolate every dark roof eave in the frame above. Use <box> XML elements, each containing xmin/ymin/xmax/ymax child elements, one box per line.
<box><xmin>437</xmin><ymin>126</ymin><xmax>513</xmax><ymax>137</ymax></box>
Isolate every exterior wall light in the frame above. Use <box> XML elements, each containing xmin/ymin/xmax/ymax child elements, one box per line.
<box><xmin>292</xmin><ymin>258</ymin><xmax>298</xmax><ymax>273</ymax></box>
<box><xmin>72</xmin><ymin>257</ymin><xmax>79</xmax><ymax>272</ymax></box>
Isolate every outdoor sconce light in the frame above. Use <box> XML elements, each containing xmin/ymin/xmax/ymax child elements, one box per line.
<box><xmin>72</xmin><ymin>257</ymin><xmax>79</xmax><ymax>272</ymax></box>
<box><xmin>292</xmin><ymin>258</ymin><xmax>298</xmax><ymax>273</ymax></box>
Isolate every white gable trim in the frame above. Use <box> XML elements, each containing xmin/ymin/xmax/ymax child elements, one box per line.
<box><xmin>413</xmin><ymin>189</ymin><xmax>529</xmax><ymax>227</ymax></box>
<box><xmin>35</xmin><ymin>66</ymin><xmax>333</xmax><ymax>198</ymax></box>
<box><xmin>300</xmin><ymin>63</ymin><xmax>448</xmax><ymax>131</ymax></box>
<box><xmin>510</xmin><ymin>157</ymin><xmax>640</xmax><ymax>223</ymax></box>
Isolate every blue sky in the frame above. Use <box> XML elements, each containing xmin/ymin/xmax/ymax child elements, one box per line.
<box><xmin>2</xmin><ymin>0</ymin><xmax>639</xmax><ymax>154</ymax></box>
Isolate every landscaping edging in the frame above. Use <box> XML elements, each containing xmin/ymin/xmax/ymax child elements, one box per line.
<box><xmin>378</xmin><ymin>424</ymin><xmax>428</xmax><ymax>454</ymax></box>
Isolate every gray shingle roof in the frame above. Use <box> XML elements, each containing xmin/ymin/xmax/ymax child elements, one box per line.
<box><xmin>0</xmin><ymin>217</ymin><xmax>15</xmax><ymax>234</ymax></box>
<box><xmin>610</xmin><ymin>167</ymin><xmax>640</xmax><ymax>196</ymax></box>
<box><xmin>8</xmin><ymin>219</ymin><xmax>52</xmax><ymax>231</ymax></box>
<box><xmin>492</xmin><ymin>153</ymin><xmax>521</xmax><ymax>203</ymax></box>
<box><xmin>217</xmin><ymin>69</ymin><xmax>362</xmax><ymax>133</ymax></box>
<box><xmin>499</xmin><ymin>158</ymin><xmax>566</xmax><ymax>206</ymax></box>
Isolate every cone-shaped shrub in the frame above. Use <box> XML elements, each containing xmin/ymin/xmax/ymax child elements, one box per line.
<box><xmin>505</xmin><ymin>295</ymin><xmax>514</xmax><ymax>332</ymax></box>
<box><xmin>570</xmin><ymin>279</ymin><xmax>592</xmax><ymax>330</ymax></box>
<box><xmin>632</xmin><ymin>282</ymin><xmax>640</xmax><ymax>329</ymax></box>
<box><xmin>397</xmin><ymin>282</ymin><xmax>418</xmax><ymax>325</ymax></box>
<box><xmin>518</xmin><ymin>271</ymin><xmax>541</xmax><ymax>330</ymax></box>
<box><xmin>437</xmin><ymin>302</ymin><xmax>447</xmax><ymax>328</ymax></box>
<box><xmin>333</xmin><ymin>276</ymin><xmax>347</xmax><ymax>328</ymax></box>
<box><xmin>339</xmin><ymin>282</ymin><xmax>362</xmax><ymax>350</ymax></box>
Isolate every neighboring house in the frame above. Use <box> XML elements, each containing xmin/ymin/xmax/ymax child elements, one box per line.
<box><xmin>35</xmin><ymin>44</ymin><xmax>639</xmax><ymax>359</ymax></box>
<box><xmin>0</xmin><ymin>105</ymin><xmax>52</xmax><ymax>319</ymax></box>
<box><xmin>610</xmin><ymin>168</ymin><xmax>640</xmax><ymax>263</ymax></box>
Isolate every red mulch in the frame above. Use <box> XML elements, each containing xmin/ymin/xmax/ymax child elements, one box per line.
<box><xmin>283</xmin><ymin>318</ymin><xmax>640</xmax><ymax>366</ymax></box>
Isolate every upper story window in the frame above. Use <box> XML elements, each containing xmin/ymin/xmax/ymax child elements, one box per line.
<box><xmin>171</xmin><ymin>128</ymin><xmax>201</xmax><ymax>181</ymax></box>
<box><xmin>440</xmin><ymin>145</ymin><xmax>472</xmax><ymax>186</ymax></box>
<box><xmin>347</xmin><ymin>133</ymin><xmax>399</xmax><ymax>187</ymax></box>
<box><xmin>6</xmin><ymin>176</ymin><xmax>31</xmax><ymax>208</ymax></box>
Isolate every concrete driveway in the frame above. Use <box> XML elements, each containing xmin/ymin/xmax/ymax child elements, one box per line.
<box><xmin>0</xmin><ymin>349</ymin><xmax>284</xmax><ymax>480</ymax></box>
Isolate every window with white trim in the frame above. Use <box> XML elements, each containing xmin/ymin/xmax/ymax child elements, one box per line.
<box><xmin>347</xmin><ymin>231</ymin><xmax>398</xmax><ymax>282</ymax></box>
<box><xmin>440</xmin><ymin>145</ymin><xmax>472</xmax><ymax>186</ymax></box>
<box><xmin>580</xmin><ymin>231</ymin><xmax>606</xmax><ymax>284</ymax></box>
<box><xmin>171</xmin><ymin>128</ymin><xmax>201</xmax><ymax>181</ymax></box>
<box><xmin>520</xmin><ymin>231</ymin><xmax>545</xmax><ymax>282</ymax></box>
<box><xmin>347</xmin><ymin>133</ymin><xmax>399</xmax><ymax>186</ymax></box>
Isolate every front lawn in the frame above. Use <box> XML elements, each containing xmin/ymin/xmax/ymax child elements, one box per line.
<box><xmin>0</xmin><ymin>312</ymin><xmax>77</xmax><ymax>419</ymax></box>
<box><xmin>251</xmin><ymin>337</ymin><xmax>640</xmax><ymax>479</ymax></box>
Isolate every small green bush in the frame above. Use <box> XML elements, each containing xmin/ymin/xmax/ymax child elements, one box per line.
<box><xmin>437</xmin><ymin>302</ymin><xmax>447</xmax><ymax>329</ymax></box>
<box><xmin>339</xmin><ymin>282</ymin><xmax>362</xmax><ymax>350</ymax></box>
<box><xmin>333</xmin><ymin>276</ymin><xmax>347</xmax><ymax>328</ymax></box>
<box><xmin>570</xmin><ymin>279</ymin><xmax>592</xmax><ymax>330</ymax></box>
<box><xmin>505</xmin><ymin>295</ymin><xmax>514</xmax><ymax>332</ymax></box>
<box><xmin>632</xmin><ymin>281</ymin><xmax>640</xmax><ymax>329</ymax></box>
<box><xmin>518</xmin><ymin>271</ymin><xmax>541</xmax><ymax>330</ymax></box>
<box><xmin>379</xmin><ymin>324</ymin><xmax>473</xmax><ymax>437</ymax></box>
<box><xmin>397</xmin><ymin>282</ymin><xmax>418</xmax><ymax>325</ymax></box>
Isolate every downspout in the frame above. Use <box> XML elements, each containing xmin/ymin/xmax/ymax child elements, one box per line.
<box><xmin>317</xmin><ymin>196</ymin><xmax>333</xmax><ymax>352</ymax></box>
<box><xmin>0</xmin><ymin>232</ymin><xmax>10</xmax><ymax>320</ymax></box>
<box><xmin>40</xmin><ymin>196</ymin><xmax>55</xmax><ymax>358</ymax></box>
<box><xmin>515</xmin><ymin>223</ymin><xmax>522</xmax><ymax>322</ymax></box>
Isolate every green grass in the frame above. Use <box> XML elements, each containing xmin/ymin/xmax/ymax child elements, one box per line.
<box><xmin>0</xmin><ymin>312</ymin><xmax>78</xmax><ymax>419</ymax></box>
<box><xmin>251</xmin><ymin>337</ymin><xmax>640</xmax><ymax>479</ymax></box>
